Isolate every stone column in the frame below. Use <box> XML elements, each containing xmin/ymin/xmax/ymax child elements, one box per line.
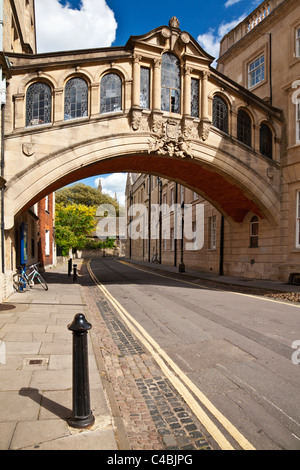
<box><xmin>13</xmin><ymin>94</ymin><xmax>25</xmax><ymax>129</ymax></box>
<box><xmin>153</xmin><ymin>58</ymin><xmax>162</xmax><ymax>112</ymax></box>
<box><xmin>53</xmin><ymin>87</ymin><xmax>64</xmax><ymax>122</ymax></box>
<box><xmin>132</xmin><ymin>54</ymin><xmax>142</xmax><ymax>108</ymax></box>
<box><xmin>200</xmin><ymin>70</ymin><xmax>211</xmax><ymax>141</ymax></box>
<box><xmin>183</xmin><ymin>65</ymin><xmax>192</xmax><ymax>117</ymax></box>
<box><xmin>90</xmin><ymin>83</ymin><xmax>100</xmax><ymax>117</ymax></box>
<box><xmin>201</xmin><ymin>70</ymin><xmax>210</xmax><ymax>120</ymax></box>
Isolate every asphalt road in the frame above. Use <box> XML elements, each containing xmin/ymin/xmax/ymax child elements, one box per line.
<box><xmin>89</xmin><ymin>257</ymin><xmax>300</xmax><ymax>450</ymax></box>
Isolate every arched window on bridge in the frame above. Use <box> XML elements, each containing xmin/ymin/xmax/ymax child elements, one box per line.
<box><xmin>212</xmin><ymin>95</ymin><xmax>228</xmax><ymax>134</ymax></box>
<box><xmin>237</xmin><ymin>109</ymin><xmax>252</xmax><ymax>147</ymax></box>
<box><xmin>191</xmin><ymin>78</ymin><xmax>199</xmax><ymax>118</ymax></box>
<box><xmin>259</xmin><ymin>123</ymin><xmax>273</xmax><ymax>159</ymax></box>
<box><xmin>26</xmin><ymin>82</ymin><xmax>52</xmax><ymax>127</ymax></box>
<box><xmin>161</xmin><ymin>53</ymin><xmax>181</xmax><ymax>114</ymax></box>
<box><xmin>64</xmin><ymin>77</ymin><xmax>88</xmax><ymax>120</ymax></box>
<box><xmin>100</xmin><ymin>73</ymin><xmax>122</xmax><ymax>114</ymax></box>
<box><xmin>250</xmin><ymin>216</ymin><xmax>259</xmax><ymax>248</ymax></box>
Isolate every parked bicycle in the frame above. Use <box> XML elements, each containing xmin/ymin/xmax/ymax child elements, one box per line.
<box><xmin>13</xmin><ymin>263</ymin><xmax>48</xmax><ymax>292</ymax></box>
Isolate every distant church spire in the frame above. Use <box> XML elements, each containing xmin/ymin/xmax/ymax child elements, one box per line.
<box><xmin>97</xmin><ymin>179</ymin><xmax>102</xmax><ymax>194</ymax></box>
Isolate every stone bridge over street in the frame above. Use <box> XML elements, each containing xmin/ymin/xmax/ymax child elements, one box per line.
<box><xmin>3</xmin><ymin>17</ymin><xmax>283</xmax><ymax>229</ymax></box>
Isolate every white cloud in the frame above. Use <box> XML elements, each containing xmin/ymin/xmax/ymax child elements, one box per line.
<box><xmin>95</xmin><ymin>173</ymin><xmax>127</xmax><ymax>206</ymax></box>
<box><xmin>224</xmin><ymin>0</ymin><xmax>242</xmax><ymax>7</ymax></box>
<box><xmin>35</xmin><ymin>0</ymin><xmax>118</xmax><ymax>53</ymax></box>
<box><xmin>197</xmin><ymin>13</ymin><xmax>246</xmax><ymax>65</ymax></box>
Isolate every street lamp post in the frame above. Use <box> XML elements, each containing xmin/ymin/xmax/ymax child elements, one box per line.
<box><xmin>179</xmin><ymin>201</ymin><xmax>185</xmax><ymax>273</ymax></box>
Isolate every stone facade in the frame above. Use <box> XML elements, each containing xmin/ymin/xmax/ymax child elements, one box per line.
<box><xmin>217</xmin><ymin>0</ymin><xmax>300</xmax><ymax>280</ymax></box>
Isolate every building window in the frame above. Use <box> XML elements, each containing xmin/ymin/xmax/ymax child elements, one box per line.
<box><xmin>191</xmin><ymin>78</ymin><xmax>199</xmax><ymax>118</ymax></box>
<box><xmin>248</xmin><ymin>55</ymin><xmax>264</xmax><ymax>88</ymax></box>
<box><xmin>45</xmin><ymin>195</ymin><xmax>49</xmax><ymax>212</ymax></box>
<box><xmin>161</xmin><ymin>53</ymin><xmax>181</xmax><ymax>114</ymax></box>
<box><xmin>296</xmin><ymin>191</ymin><xmax>300</xmax><ymax>248</ymax></box>
<box><xmin>26</xmin><ymin>82</ymin><xmax>52</xmax><ymax>127</ymax></box>
<box><xmin>140</xmin><ymin>67</ymin><xmax>150</xmax><ymax>109</ymax></box>
<box><xmin>64</xmin><ymin>77</ymin><xmax>88</xmax><ymax>120</ymax></box>
<box><xmin>296</xmin><ymin>28</ymin><xmax>300</xmax><ymax>58</ymax></box>
<box><xmin>100</xmin><ymin>73</ymin><xmax>122</xmax><ymax>114</ymax></box>
<box><xmin>213</xmin><ymin>95</ymin><xmax>228</xmax><ymax>134</ymax></box>
<box><xmin>45</xmin><ymin>230</ymin><xmax>50</xmax><ymax>256</ymax></box>
<box><xmin>237</xmin><ymin>110</ymin><xmax>252</xmax><ymax>147</ymax></box>
<box><xmin>209</xmin><ymin>216</ymin><xmax>216</xmax><ymax>250</ymax></box>
<box><xmin>260</xmin><ymin>123</ymin><xmax>273</xmax><ymax>159</ymax></box>
<box><xmin>297</xmin><ymin>101</ymin><xmax>300</xmax><ymax>143</ymax></box>
<box><xmin>250</xmin><ymin>216</ymin><xmax>259</xmax><ymax>248</ymax></box>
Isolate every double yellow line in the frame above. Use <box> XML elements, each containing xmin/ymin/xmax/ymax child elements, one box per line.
<box><xmin>87</xmin><ymin>259</ymin><xmax>255</xmax><ymax>451</ymax></box>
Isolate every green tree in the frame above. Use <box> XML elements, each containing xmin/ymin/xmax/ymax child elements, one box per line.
<box><xmin>55</xmin><ymin>203</ymin><xmax>96</xmax><ymax>256</ymax></box>
<box><xmin>56</xmin><ymin>183</ymin><xmax>119</xmax><ymax>214</ymax></box>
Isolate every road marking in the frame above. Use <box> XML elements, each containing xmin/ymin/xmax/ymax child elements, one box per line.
<box><xmin>118</xmin><ymin>260</ymin><xmax>300</xmax><ymax>309</ymax></box>
<box><xmin>87</xmin><ymin>260</ymin><xmax>256</xmax><ymax>451</ymax></box>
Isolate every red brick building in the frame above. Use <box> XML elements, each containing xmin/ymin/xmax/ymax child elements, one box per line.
<box><xmin>37</xmin><ymin>193</ymin><xmax>56</xmax><ymax>270</ymax></box>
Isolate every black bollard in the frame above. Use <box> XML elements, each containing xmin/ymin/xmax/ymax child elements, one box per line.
<box><xmin>73</xmin><ymin>264</ymin><xmax>77</xmax><ymax>283</ymax></box>
<box><xmin>67</xmin><ymin>313</ymin><xmax>95</xmax><ymax>428</ymax></box>
<box><xmin>68</xmin><ymin>258</ymin><xmax>72</xmax><ymax>277</ymax></box>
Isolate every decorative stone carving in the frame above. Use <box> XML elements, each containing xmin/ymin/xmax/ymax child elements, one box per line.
<box><xmin>131</xmin><ymin>108</ymin><xmax>142</xmax><ymax>131</ymax></box>
<box><xmin>151</xmin><ymin>113</ymin><xmax>165</xmax><ymax>135</ymax></box>
<box><xmin>169</xmin><ymin>17</ymin><xmax>180</xmax><ymax>29</ymax></box>
<box><xmin>149</xmin><ymin>117</ymin><xmax>193</xmax><ymax>159</ymax></box>
<box><xmin>199</xmin><ymin>118</ymin><xmax>211</xmax><ymax>141</ymax></box>
<box><xmin>180</xmin><ymin>32</ymin><xmax>190</xmax><ymax>44</ymax></box>
<box><xmin>161</xmin><ymin>28</ymin><xmax>171</xmax><ymax>39</ymax></box>
<box><xmin>22</xmin><ymin>142</ymin><xmax>35</xmax><ymax>157</ymax></box>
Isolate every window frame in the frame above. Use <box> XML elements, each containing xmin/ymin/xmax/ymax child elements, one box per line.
<box><xmin>296</xmin><ymin>191</ymin><xmax>300</xmax><ymax>249</ymax></box>
<box><xmin>140</xmin><ymin>66</ymin><xmax>150</xmax><ymax>109</ymax></box>
<box><xmin>250</xmin><ymin>216</ymin><xmax>259</xmax><ymax>248</ymax></box>
<box><xmin>64</xmin><ymin>77</ymin><xmax>88</xmax><ymax>121</ymax></box>
<box><xmin>237</xmin><ymin>109</ymin><xmax>252</xmax><ymax>147</ymax></box>
<box><xmin>26</xmin><ymin>81</ymin><xmax>52</xmax><ymax>127</ymax></box>
<box><xmin>161</xmin><ymin>52</ymin><xmax>181</xmax><ymax>114</ymax></box>
<box><xmin>212</xmin><ymin>95</ymin><xmax>229</xmax><ymax>134</ymax></box>
<box><xmin>296</xmin><ymin>27</ymin><xmax>300</xmax><ymax>58</ymax></box>
<box><xmin>100</xmin><ymin>73</ymin><xmax>122</xmax><ymax>115</ymax></box>
<box><xmin>208</xmin><ymin>215</ymin><xmax>216</xmax><ymax>250</ymax></box>
<box><xmin>296</xmin><ymin>100</ymin><xmax>300</xmax><ymax>144</ymax></box>
<box><xmin>259</xmin><ymin>123</ymin><xmax>273</xmax><ymax>159</ymax></box>
<box><xmin>248</xmin><ymin>54</ymin><xmax>265</xmax><ymax>89</ymax></box>
<box><xmin>191</xmin><ymin>78</ymin><xmax>199</xmax><ymax>118</ymax></box>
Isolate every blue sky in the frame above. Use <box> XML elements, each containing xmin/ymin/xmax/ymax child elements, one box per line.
<box><xmin>34</xmin><ymin>0</ymin><xmax>262</xmax><ymax>202</ymax></box>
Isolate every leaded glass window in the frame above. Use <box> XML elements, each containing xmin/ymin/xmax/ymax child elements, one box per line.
<box><xmin>213</xmin><ymin>95</ymin><xmax>228</xmax><ymax>133</ymax></box>
<box><xmin>100</xmin><ymin>73</ymin><xmax>122</xmax><ymax>114</ymax></box>
<box><xmin>237</xmin><ymin>110</ymin><xmax>252</xmax><ymax>147</ymax></box>
<box><xmin>161</xmin><ymin>53</ymin><xmax>181</xmax><ymax>114</ymax></box>
<box><xmin>259</xmin><ymin>123</ymin><xmax>273</xmax><ymax>159</ymax></box>
<box><xmin>64</xmin><ymin>77</ymin><xmax>88</xmax><ymax>120</ymax></box>
<box><xmin>140</xmin><ymin>67</ymin><xmax>150</xmax><ymax>109</ymax></box>
<box><xmin>191</xmin><ymin>78</ymin><xmax>199</xmax><ymax>118</ymax></box>
<box><xmin>26</xmin><ymin>82</ymin><xmax>51</xmax><ymax>127</ymax></box>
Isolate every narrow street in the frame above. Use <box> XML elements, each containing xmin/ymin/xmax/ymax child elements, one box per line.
<box><xmin>83</xmin><ymin>257</ymin><xmax>300</xmax><ymax>451</ymax></box>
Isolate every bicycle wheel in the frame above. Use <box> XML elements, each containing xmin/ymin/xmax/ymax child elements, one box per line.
<box><xmin>36</xmin><ymin>273</ymin><xmax>48</xmax><ymax>290</ymax></box>
<box><xmin>13</xmin><ymin>274</ymin><xmax>29</xmax><ymax>292</ymax></box>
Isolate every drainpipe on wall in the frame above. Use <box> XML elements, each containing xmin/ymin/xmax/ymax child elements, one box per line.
<box><xmin>219</xmin><ymin>215</ymin><xmax>224</xmax><ymax>276</ymax></box>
